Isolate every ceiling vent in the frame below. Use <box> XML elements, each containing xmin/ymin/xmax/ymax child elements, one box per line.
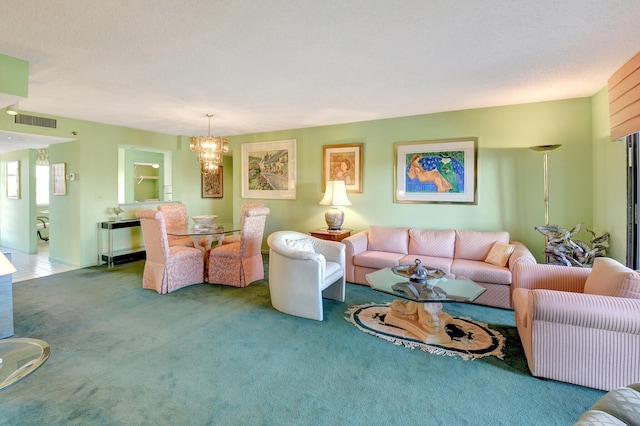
<box><xmin>14</xmin><ymin>114</ymin><xmax>57</xmax><ymax>129</ymax></box>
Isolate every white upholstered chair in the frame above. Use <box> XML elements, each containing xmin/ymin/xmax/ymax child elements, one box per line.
<box><xmin>267</xmin><ymin>230</ymin><xmax>345</xmax><ymax>321</ymax></box>
<box><xmin>136</xmin><ymin>209</ymin><xmax>204</xmax><ymax>294</ymax></box>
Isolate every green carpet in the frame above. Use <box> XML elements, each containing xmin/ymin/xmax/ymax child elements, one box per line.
<box><xmin>0</xmin><ymin>260</ymin><xmax>604</xmax><ymax>425</ymax></box>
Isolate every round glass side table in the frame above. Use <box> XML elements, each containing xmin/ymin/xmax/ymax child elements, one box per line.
<box><xmin>0</xmin><ymin>338</ymin><xmax>50</xmax><ymax>391</ymax></box>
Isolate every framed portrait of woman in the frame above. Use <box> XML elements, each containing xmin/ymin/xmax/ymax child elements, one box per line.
<box><xmin>322</xmin><ymin>143</ymin><xmax>363</xmax><ymax>193</ymax></box>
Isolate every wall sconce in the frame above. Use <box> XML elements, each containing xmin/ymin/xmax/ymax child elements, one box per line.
<box><xmin>319</xmin><ymin>180</ymin><xmax>352</xmax><ymax>230</ymax></box>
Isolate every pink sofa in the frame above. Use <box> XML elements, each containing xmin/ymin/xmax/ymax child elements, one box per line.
<box><xmin>513</xmin><ymin>258</ymin><xmax>640</xmax><ymax>391</ymax></box>
<box><xmin>343</xmin><ymin>225</ymin><xmax>536</xmax><ymax>309</ymax></box>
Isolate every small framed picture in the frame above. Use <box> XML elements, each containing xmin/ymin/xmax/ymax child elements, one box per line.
<box><xmin>202</xmin><ymin>166</ymin><xmax>223</xmax><ymax>198</ymax></box>
<box><xmin>52</xmin><ymin>163</ymin><xmax>66</xmax><ymax>195</ymax></box>
<box><xmin>394</xmin><ymin>138</ymin><xmax>477</xmax><ymax>204</ymax></box>
<box><xmin>322</xmin><ymin>143</ymin><xmax>363</xmax><ymax>193</ymax></box>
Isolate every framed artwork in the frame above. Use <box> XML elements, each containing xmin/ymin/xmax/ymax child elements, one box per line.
<box><xmin>322</xmin><ymin>143</ymin><xmax>363</xmax><ymax>193</ymax></box>
<box><xmin>394</xmin><ymin>138</ymin><xmax>477</xmax><ymax>204</ymax></box>
<box><xmin>6</xmin><ymin>161</ymin><xmax>19</xmax><ymax>199</ymax></box>
<box><xmin>52</xmin><ymin>163</ymin><xmax>67</xmax><ymax>195</ymax></box>
<box><xmin>202</xmin><ymin>166</ymin><xmax>223</xmax><ymax>198</ymax></box>
<box><xmin>241</xmin><ymin>139</ymin><xmax>296</xmax><ymax>200</ymax></box>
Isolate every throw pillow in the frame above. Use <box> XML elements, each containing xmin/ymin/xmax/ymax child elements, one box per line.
<box><xmin>285</xmin><ymin>238</ymin><xmax>315</xmax><ymax>253</ymax></box>
<box><xmin>584</xmin><ymin>257</ymin><xmax>640</xmax><ymax>296</ymax></box>
<box><xmin>484</xmin><ymin>242</ymin><xmax>515</xmax><ymax>267</ymax></box>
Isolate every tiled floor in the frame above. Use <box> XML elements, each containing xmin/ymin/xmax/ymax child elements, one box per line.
<box><xmin>2</xmin><ymin>241</ymin><xmax>78</xmax><ymax>282</ymax></box>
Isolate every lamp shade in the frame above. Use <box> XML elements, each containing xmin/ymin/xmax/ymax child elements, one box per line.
<box><xmin>0</xmin><ymin>252</ymin><xmax>16</xmax><ymax>276</ymax></box>
<box><xmin>319</xmin><ymin>180</ymin><xmax>352</xmax><ymax>206</ymax></box>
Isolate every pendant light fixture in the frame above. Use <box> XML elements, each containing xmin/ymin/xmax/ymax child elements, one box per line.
<box><xmin>189</xmin><ymin>114</ymin><xmax>229</xmax><ymax>174</ymax></box>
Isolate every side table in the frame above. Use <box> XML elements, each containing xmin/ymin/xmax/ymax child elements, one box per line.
<box><xmin>309</xmin><ymin>228</ymin><xmax>352</xmax><ymax>242</ymax></box>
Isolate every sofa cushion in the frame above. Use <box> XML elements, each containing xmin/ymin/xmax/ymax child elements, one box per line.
<box><xmin>451</xmin><ymin>259</ymin><xmax>512</xmax><ymax>285</ymax></box>
<box><xmin>399</xmin><ymin>255</ymin><xmax>453</xmax><ymax>276</ymax></box>
<box><xmin>368</xmin><ymin>226</ymin><xmax>409</xmax><ymax>254</ymax></box>
<box><xmin>454</xmin><ymin>230</ymin><xmax>510</xmax><ymax>261</ymax></box>
<box><xmin>353</xmin><ymin>251</ymin><xmax>405</xmax><ymax>269</ymax></box>
<box><xmin>408</xmin><ymin>229</ymin><xmax>455</xmax><ymax>258</ymax></box>
<box><xmin>484</xmin><ymin>242</ymin><xmax>515</xmax><ymax>267</ymax></box>
<box><xmin>285</xmin><ymin>238</ymin><xmax>315</xmax><ymax>253</ymax></box>
<box><xmin>584</xmin><ymin>257</ymin><xmax>640</xmax><ymax>297</ymax></box>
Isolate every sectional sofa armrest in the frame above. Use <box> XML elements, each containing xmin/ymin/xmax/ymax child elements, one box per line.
<box><xmin>527</xmin><ymin>290</ymin><xmax>640</xmax><ymax>333</ymax></box>
<box><xmin>343</xmin><ymin>230</ymin><xmax>369</xmax><ymax>282</ymax></box>
<box><xmin>514</xmin><ymin>263</ymin><xmax>590</xmax><ymax>292</ymax></box>
<box><xmin>507</xmin><ymin>241</ymin><xmax>537</xmax><ymax>271</ymax></box>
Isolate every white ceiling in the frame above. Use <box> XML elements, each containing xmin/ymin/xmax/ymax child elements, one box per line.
<box><xmin>1</xmin><ymin>1</ymin><xmax>640</xmax><ymax>151</ymax></box>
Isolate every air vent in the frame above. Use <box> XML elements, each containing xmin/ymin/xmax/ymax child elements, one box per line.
<box><xmin>14</xmin><ymin>114</ymin><xmax>57</xmax><ymax>129</ymax></box>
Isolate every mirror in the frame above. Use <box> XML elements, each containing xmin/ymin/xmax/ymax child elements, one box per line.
<box><xmin>118</xmin><ymin>145</ymin><xmax>172</xmax><ymax>204</ymax></box>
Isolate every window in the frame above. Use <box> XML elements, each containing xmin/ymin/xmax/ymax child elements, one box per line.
<box><xmin>36</xmin><ymin>165</ymin><xmax>49</xmax><ymax>206</ymax></box>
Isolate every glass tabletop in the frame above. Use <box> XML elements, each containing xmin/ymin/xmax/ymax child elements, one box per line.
<box><xmin>365</xmin><ymin>268</ymin><xmax>486</xmax><ymax>303</ymax></box>
<box><xmin>0</xmin><ymin>338</ymin><xmax>50</xmax><ymax>391</ymax></box>
<box><xmin>166</xmin><ymin>222</ymin><xmax>241</xmax><ymax>237</ymax></box>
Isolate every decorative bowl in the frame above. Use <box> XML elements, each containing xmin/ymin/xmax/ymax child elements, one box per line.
<box><xmin>391</xmin><ymin>259</ymin><xmax>444</xmax><ymax>284</ymax></box>
<box><xmin>192</xmin><ymin>215</ymin><xmax>217</xmax><ymax>230</ymax></box>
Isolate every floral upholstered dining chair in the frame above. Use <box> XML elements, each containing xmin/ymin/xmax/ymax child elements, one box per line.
<box><xmin>207</xmin><ymin>206</ymin><xmax>270</xmax><ymax>287</ymax></box>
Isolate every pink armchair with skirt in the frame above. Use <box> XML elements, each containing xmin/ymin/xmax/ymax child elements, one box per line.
<box><xmin>512</xmin><ymin>257</ymin><xmax>640</xmax><ymax>391</ymax></box>
<box><xmin>207</xmin><ymin>206</ymin><xmax>270</xmax><ymax>287</ymax></box>
<box><xmin>136</xmin><ymin>209</ymin><xmax>204</xmax><ymax>294</ymax></box>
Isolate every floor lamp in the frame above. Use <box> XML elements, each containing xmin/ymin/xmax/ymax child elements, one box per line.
<box><xmin>530</xmin><ymin>144</ymin><xmax>561</xmax><ymax>262</ymax></box>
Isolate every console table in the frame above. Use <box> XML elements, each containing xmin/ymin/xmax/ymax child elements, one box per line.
<box><xmin>97</xmin><ymin>220</ymin><xmax>145</xmax><ymax>268</ymax></box>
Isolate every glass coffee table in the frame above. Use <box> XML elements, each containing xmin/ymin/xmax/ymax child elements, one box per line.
<box><xmin>0</xmin><ymin>338</ymin><xmax>50</xmax><ymax>391</ymax></box>
<box><xmin>365</xmin><ymin>267</ymin><xmax>486</xmax><ymax>344</ymax></box>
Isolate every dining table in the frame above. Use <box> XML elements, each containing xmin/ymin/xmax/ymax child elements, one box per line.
<box><xmin>167</xmin><ymin>222</ymin><xmax>241</xmax><ymax>282</ymax></box>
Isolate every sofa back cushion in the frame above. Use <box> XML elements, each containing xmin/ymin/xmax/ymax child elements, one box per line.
<box><xmin>408</xmin><ymin>229</ymin><xmax>455</xmax><ymax>258</ymax></box>
<box><xmin>368</xmin><ymin>226</ymin><xmax>409</xmax><ymax>254</ymax></box>
<box><xmin>584</xmin><ymin>257</ymin><xmax>640</xmax><ymax>298</ymax></box>
<box><xmin>454</xmin><ymin>230</ymin><xmax>510</xmax><ymax>261</ymax></box>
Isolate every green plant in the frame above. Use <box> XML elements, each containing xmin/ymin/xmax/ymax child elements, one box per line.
<box><xmin>534</xmin><ymin>223</ymin><xmax>609</xmax><ymax>267</ymax></box>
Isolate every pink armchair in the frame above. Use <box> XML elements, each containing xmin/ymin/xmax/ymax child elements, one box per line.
<box><xmin>220</xmin><ymin>202</ymin><xmax>264</xmax><ymax>245</ymax></box>
<box><xmin>207</xmin><ymin>206</ymin><xmax>270</xmax><ymax>287</ymax></box>
<box><xmin>136</xmin><ymin>209</ymin><xmax>204</xmax><ymax>294</ymax></box>
<box><xmin>157</xmin><ymin>203</ymin><xmax>194</xmax><ymax>247</ymax></box>
<box><xmin>512</xmin><ymin>258</ymin><xmax>640</xmax><ymax>391</ymax></box>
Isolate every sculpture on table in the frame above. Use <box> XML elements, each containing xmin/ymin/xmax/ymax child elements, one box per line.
<box><xmin>535</xmin><ymin>223</ymin><xmax>609</xmax><ymax>267</ymax></box>
<box><xmin>113</xmin><ymin>206</ymin><xmax>124</xmax><ymax>222</ymax></box>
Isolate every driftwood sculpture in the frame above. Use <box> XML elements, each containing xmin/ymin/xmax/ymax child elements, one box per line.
<box><xmin>534</xmin><ymin>223</ymin><xmax>609</xmax><ymax>267</ymax></box>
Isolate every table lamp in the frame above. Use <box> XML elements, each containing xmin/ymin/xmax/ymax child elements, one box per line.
<box><xmin>0</xmin><ymin>251</ymin><xmax>16</xmax><ymax>366</ymax></box>
<box><xmin>319</xmin><ymin>180</ymin><xmax>352</xmax><ymax>230</ymax></box>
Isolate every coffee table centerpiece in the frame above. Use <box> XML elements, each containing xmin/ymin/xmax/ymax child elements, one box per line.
<box><xmin>191</xmin><ymin>215</ymin><xmax>218</xmax><ymax>232</ymax></box>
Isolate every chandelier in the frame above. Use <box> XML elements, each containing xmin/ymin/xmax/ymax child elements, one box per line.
<box><xmin>189</xmin><ymin>114</ymin><xmax>229</xmax><ymax>174</ymax></box>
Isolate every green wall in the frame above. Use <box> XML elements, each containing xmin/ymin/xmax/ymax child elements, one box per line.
<box><xmin>592</xmin><ymin>87</ymin><xmax>627</xmax><ymax>261</ymax></box>
<box><xmin>0</xmin><ymin>93</ymin><xmax>628</xmax><ymax>266</ymax></box>
<box><xmin>227</xmin><ymin>97</ymin><xmax>597</xmax><ymax>262</ymax></box>
<box><xmin>0</xmin><ymin>53</ymin><xmax>28</xmax><ymax>101</ymax></box>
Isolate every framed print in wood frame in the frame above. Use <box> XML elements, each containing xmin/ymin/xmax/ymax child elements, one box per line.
<box><xmin>394</xmin><ymin>138</ymin><xmax>477</xmax><ymax>204</ymax></box>
<box><xmin>52</xmin><ymin>163</ymin><xmax>66</xmax><ymax>195</ymax></box>
<box><xmin>202</xmin><ymin>166</ymin><xmax>223</xmax><ymax>198</ymax></box>
<box><xmin>241</xmin><ymin>139</ymin><xmax>296</xmax><ymax>200</ymax></box>
<box><xmin>322</xmin><ymin>143</ymin><xmax>363</xmax><ymax>193</ymax></box>
<box><xmin>6</xmin><ymin>161</ymin><xmax>19</xmax><ymax>199</ymax></box>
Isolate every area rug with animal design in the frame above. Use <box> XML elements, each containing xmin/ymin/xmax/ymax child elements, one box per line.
<box><xmin>345</xmin><ymin>303</ymin><xmax>506</xmax><ymax>360</ymax></box>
